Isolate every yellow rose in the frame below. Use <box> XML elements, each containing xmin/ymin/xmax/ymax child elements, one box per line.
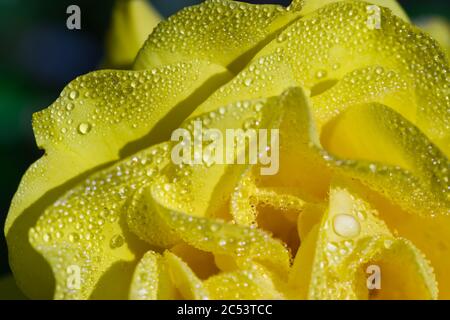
<box><xmin>4</xmin><ymin>0</ymin><xmax>449</xmax><ymax>300</ymax></box>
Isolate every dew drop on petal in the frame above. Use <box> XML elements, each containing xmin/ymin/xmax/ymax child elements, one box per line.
<box><xmin>78</xmin><ymin>122</ymin><xmax>91</xmax><ymax>135</ymax></box>
<box><xmin>69</xmin><ymin>90</ymin><xmax>79</xmax><ymax>100</ymax></box>
<box><xmin>109</xmin><ymin>234</ymin><xmax>125</xmax><ymax>249</ymax></box>
<box><xmin>333</xmin><ymin>214</ymin><xmax>361</xmax><ymax>238</ymax></box>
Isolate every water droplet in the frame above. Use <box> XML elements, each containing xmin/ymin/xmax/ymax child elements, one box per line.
<box><xmin>254</xmin><ymin>102</ymin><xmax>263</xmax><ymax>112</ymax></box>
<box><xmin>146</xmin><ymin>168</ymin><xmax>156</xmax><ymax>177</ymax></box>
<box><xmin>333</xmin><ymin>214</ymin><xmax>361</xmax><ymax>238</ymax></box>
<box><xmin>356</xmin><ymin>210</ymin><xmax>366</xmax><ymax>220</ymax></box>
<box><xmin>244</xmin><ymin>78</ymin><xmax>253</xmax><ymax>87</ymax></box>
<box><xmin>69</xmin><ymin>90</ymin><xmax>79</xmax><ymax>100</ymax></box>
<box><xmin>326</xmin><ymin>242</ymin><xmax>338</xmax><ymax>252</ymax></box>
<box><xmin>316</xmin><ymin>69</ymin><xmax>327</xmax><ymax>79</ymax></box>
<box><xmin>277</xmin><ymin>33</ymin><xmax>287</xmax><ymax>43</ymax></box>
<box><xmin>375</xmin><ymin>66</ymin><xmax>384</xmax><ymax>75</ymax></box>
<box><xmin>43</xmin><ymin>233</ymin><xmax>52</xmax><ymax>243</ymax></box>
<box><xmin>68</xmin><ymin>232</ymin><xmax>79</xmax><ymax>243</ymax></box>
<box><xmin>66</xmin><ymin>102</ymin><xmax>75</xmax><ymax>111</ymax></box>
<box><xmin>78</xmin><ymin>122</ymin><xmax>91</xmax><ymax>135</ymax></box>
<box><xmin>384</xmin><ymin>239</ymin><xmax>393</xmax><ymax>249</ymax></box>
<box><xmin>110</xmin><ymin>234</ymin><xmax>125</xmax><ymax>249</ymax></box>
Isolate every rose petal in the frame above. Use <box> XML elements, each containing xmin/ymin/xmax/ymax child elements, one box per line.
<box><xmin>204</xmin><ymin>263</ymin><xmax>284</xmax><ymax>299</ymax></box>
<box><xmin>134</xmin><ymin>0</ymin><xmax>302</xmax><ymax>71</ymax></box>
<box><xmin>129</xmin><ymin>251</ymin><xmax>177</xmax><ymax>300</ymax></box>
<box><xmin>164</xmin><ymin>251</ymin><xmax>209</xmax><ymax>300</ymax></box>
<box><xmin>292</xmin><ymin>179</ymin><xmax>438</xmax><ymax>300</ymax></box>
<box><xmin>6</xmin><ymin>60</ymin><xmax>230</xmax><ymax>298</ymax></box>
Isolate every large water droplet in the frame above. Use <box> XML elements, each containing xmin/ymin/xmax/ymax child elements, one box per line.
<box><xmin>110</xmin><ymin>234</ymin><xmax>124</xmax><ymax>249</ymax></box>
<box><xmin>316</xmin><ymin>69</ymin><xmax>327</xmax><ymax>79</ymax></box>
<box><xmin>78</xmin><ymin>122</ymin><xmax>91</xmax><ymax>135</ymax></box>
<box><xmin>69</xmin><ymin>90</ymin><xmax>79</xmax><ymax>100</ymax></box>
<box><xmin>333</xmin><ymin>214</ymin><xmax>361</xmax><ymax>238</ymax></box>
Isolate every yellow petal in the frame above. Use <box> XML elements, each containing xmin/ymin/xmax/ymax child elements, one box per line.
<box><xmin>321</xmin><ymin>103</ymin><xmax>449</xmax><ymax>217</ymax></box>
<box><xmin>255</xmin><ymin>87</ymin><xmax>332</xmax><ymax>203</ymax></box>
<box><xmin>126</xmin><ymin>179</ymin><xmax>180</xmax><ymax>248</ymax></box>
<box><xmin>6</xmin><ymin>60</ymin><xmax>231</xmax><ymax>298</ymax></box>
<box><xmin>311</xmin><ymin>66</ymin><xmax>415</xmax><ymax>131</ymax></box>
<box><xmin>299</xmin><ymin>0</ymin><xmax>409</xmax><ymax>22</ymax></box>
<box><xmin>320</xmin><ymin>112</ymin><xmax>450</xmax><ymax>297</ymax></box>
<box><xmin>27</xmin><ymin>143</ymin><xmax>169</xmax><ymax>299</ymax></box>
<box><xmin>170</xmin><ymin>243</ymin><xmax>219</xmax><ymax>280</ymax></box>
<box><xmin>231</xmin><ymin>167</ymin><xmax>307</xmax><ymax>226</ymax></box>
<box><xmin>126</xmin><ymin>95</ymin><xmax>282</xmax><ymax>246</ymax></box>
<box><xmin>230</xmin><ymin>167</ymin><xmax>259</xmax><ymax>225</ymax></box>
<box><xmin>151</xmin><ymin>97</ymin><xmax>275</xmax><ymax>218</ymax></box>
<box><xmin>7</xmin><ymin>60</ymin><xmax>229</xmax><ymax>235</ymax></box>
<box><xmin>303</xmin><ymin>179</ymin><xmax>437</xmax><ymax>299</ymax></box>
<box><xmin>129</xmin><ymin>250</ymin><xmax>211</xmax><ymax>300</ymax></box>
<box><xmin>269</xmin><ymin>87</ymin><xmax>447</xmax><ymax>298</ymax></box>
<box><xmin>288</xmin><ymin>225</ymin><xmax>319</xmax><ymax>299</ymax></box>
<box><xmin>296</xmin><ymin>203</ymin><xmax>325</xmax><ymax>240</ymax></box>
<box><xmin>147</xmin><ymin>187</ymin><xmax>291</xmax><ymax>274</ymax></box>
<box><xmin>105</xmin><ymin>0</ymin><xmax>162</xmax><ymax>68</ymax></box>
<box><xmin>129</xmin><ymin>251</ymin><xmax>177</xmax><ymax>300</ymax></box>
<box><xmin>359</xmin><ymin>187</ymin><xmax>450</xmax><ymax>298</ymax></box>
<box><xmin>191</xmin><ymin>2</ymin><xmax>448</xmax><ymax>157</ymax></box>
<box><xmin>204</xmin><ymin>263</ymin><xmax>284</xmax><ymax>300</ymax></box>
<box><xmin>288</xmin><ymin>0</ymin><xmax>304</xmax><ymax>11</ymax></box>
<box><xmin>163</xmin><ymin>251</ymin><xmax>209</xmax><ymax>300</ymax></box>
<box><xmin>252</xmin><ymin>1</ymin><xmax>449</xmax><ymax>152</ymax></box>
<box><xmin>418</xmin><ymin>17</ymin><xmax>450</xmax><ymax>57</ymax></box>
<box><xmin>134</xmin><ymin>0</ymin><xmax>301</xmax><ymax>71</ymax></box>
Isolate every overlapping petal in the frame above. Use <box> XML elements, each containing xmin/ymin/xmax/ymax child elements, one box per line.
<box><xmin>5</xmin><ymin>60</ymin><xmax>231</xmax><ymax>298</ymax></box>
<box><xmin>204</xmin><ymin>263</ymin><xmax>284</xmax><ymax>299</ymax></box>
<box><xmin>28</xmin><ymin>143</ymin><xmax>169</xmax><ymax>299</ymax></box>
<box><xmin>234</xmin><ymin>87</ymin><xmax>448</xmax><ymax>297</ymax></box>
<box><xmin>189</xmin><ymin>1</ymin><xmax>449</xmax><ymax>157</ymax></box>
<box><xmin>290</xmin><ymin>178</ymin><xmax>438</xmax><ymax>300</ymax></box>
<box><xmin>134</xmin><ymin>0</ymin><xmax>302</xmax><ymax>71</ymax></box>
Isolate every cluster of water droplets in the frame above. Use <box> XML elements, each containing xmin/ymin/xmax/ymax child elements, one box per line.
<box><xmin>136</xmin><ymin>0</ymin><xmax>292</xmax><ymax>69</ymax></box>
<box><xmin>29</xmin><ymin>143</ymin><xmax>170</xmax><ymax>298</ymax></box>
<box><xmin>33</xmin><ymin>61</ymin><xmax>208</xmax><ymax>150</ymax></box>
<box><xmin>165</xmin><ymin>210</ymin><xmax>289</xmax><ymax>270</ymax></box>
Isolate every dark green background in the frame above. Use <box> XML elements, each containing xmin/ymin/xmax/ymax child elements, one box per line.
<box><xmin>0</xmin><ymin>0</ymin><xmax>448</xmax><ymax>278</ymax></box>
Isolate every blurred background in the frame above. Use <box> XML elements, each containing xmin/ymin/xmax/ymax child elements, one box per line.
<box><xmin>0</xmin><ymin>0</ymin><xmax>448</xmax><ymax>285</ymax></box>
